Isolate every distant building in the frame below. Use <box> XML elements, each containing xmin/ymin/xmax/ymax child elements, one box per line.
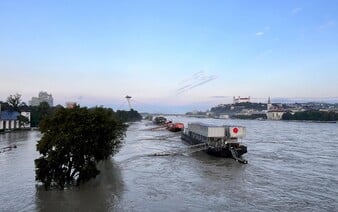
<box><xmin>266</xmin><ymin>97</ymin><xmax>285</xmax><ymax>120</ymax></box>
<box><xmin>266</xmin><ymin>110</ymin><xmax>285</xmax><ymax>120</ymax></box>
<box><xmin>0</xmin><ymin>110</ymin><xmax>31</xmax><ymax>130</ymax></box>
<box><xmin>218</xmin><ymin>114</ymin><xmax>230</xmax><ymax>119</ymax></box>
<box><xmin>29</xmin><ymin>91</ymin><xmax>54</xmax><ymax>106</ymax></box>
<box><xmin>267</xmin><ymin>96</ymin><xmax>273</xmax><ymax>110</ymax></box>
<box><xmin>66</xmin><ymin>102</ymin><xmax>77</xmax><ymax>109</ymax></box>
<box><xmin>233</xmin><ymin>96</ymin><xmax>251</xmax><ymax>104</ymax></box>
<box><xmin>20</xmin><ymin>111</ymin><xmax>31</xmax><ymax>128</ymax></box>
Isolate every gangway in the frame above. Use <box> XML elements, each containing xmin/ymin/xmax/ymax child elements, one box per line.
<box><xmin>149</xmin><ymin>143</ymin><xmax>208</xmax><ymax>156</ymax></box>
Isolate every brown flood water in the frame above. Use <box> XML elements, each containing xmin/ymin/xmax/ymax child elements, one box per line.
<box><xmin>1</xmin><ymin>117</ymin><xmax>338</xmax><ymax>211</ymax></box>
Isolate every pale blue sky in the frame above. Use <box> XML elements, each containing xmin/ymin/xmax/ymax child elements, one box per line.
<box><xmin>1</xmin><ymin>0</ymin><xmax>338</xmax><ymax>113</ymax></box>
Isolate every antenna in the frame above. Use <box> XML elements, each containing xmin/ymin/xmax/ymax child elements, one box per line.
<box><xmin>125</xmin><ymin>95</ymin><xmax>132</xmax><ymax>110</ymax></box>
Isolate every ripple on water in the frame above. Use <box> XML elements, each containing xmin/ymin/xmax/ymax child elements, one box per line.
<box><xmin>1</xmin><ymin>120</ymin><xmax>338</xmax><ymax>211</ymax></box>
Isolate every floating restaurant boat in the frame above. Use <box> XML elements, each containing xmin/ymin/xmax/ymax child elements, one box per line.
<box><xmin>181</xmin><ymin>122</ymin><xmax>248</xmax><ymax>163</ymax></box>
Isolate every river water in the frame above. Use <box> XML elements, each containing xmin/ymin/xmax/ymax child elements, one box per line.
<box><xmin>0</xmin><ymin>117</ymin><xmax>338</xmax><ymax>211</ymax></box>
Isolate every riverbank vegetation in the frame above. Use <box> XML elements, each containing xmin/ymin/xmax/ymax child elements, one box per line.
<box><xmin>282</xmin><ymin>110</ymin><xmax>338</xmax><ymax>121</ymax></box>
<box><xmin>1</xmin><ymin>93</ymin><xmax>143</xmax><ymax>127</ymax></box>
<box><xmin>210</xmin><ymin>102</ymin><xmax>267</xmax><ymax>114</ymax></box>
<box><xmin>115</xmin><ymin>109</ymin><xmax>142</xmax><ymax>122</ymax></box>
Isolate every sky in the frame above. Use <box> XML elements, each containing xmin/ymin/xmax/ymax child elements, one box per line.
<box><xmin>1</xmin><ymin>0</ymin><xmax>338</xmax><ymax>113</ymax></box>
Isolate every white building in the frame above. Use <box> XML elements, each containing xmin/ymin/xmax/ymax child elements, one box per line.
<box><xmin>0</xmin><ymin>110</ymin><xmax>31</xmax><ymax>131</ymax></box>
<box><xmin>266</xmin><ymin>110</ymin><xmax>285</xmax><ymax>120</ymax></box>
<box><xmin>233</xmin><ymin>96</ymin><xmax>251</xmax><ymax>104</ymax></box>
<box><xmin>266</xmin><ymin>97</ymin><xmax>285</xmax><ymax>120</ymax></box>
<box><xmin>20</xmin><ymin>111</ymin><xmax>31</xmax><ymax>128</ymax></box>
<box><xmin>29</xmin><ymin>91</ymin><xmax>54</xmax><ymax>106</ymax></box>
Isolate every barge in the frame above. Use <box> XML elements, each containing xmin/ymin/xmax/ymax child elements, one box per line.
<box><xmin>181</xmin><ymin>122</ymin><xmax>248</xmax><ymax>163</ymax></box>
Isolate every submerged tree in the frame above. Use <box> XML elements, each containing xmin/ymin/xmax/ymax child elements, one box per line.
<box><xmin>35</xmin><ymin>106</ymin><xmax>126</xmax><ymax>190</ymax></box>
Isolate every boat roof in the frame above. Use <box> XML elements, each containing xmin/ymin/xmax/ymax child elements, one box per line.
<box><xmin>188</xmin><ymin>122</ymin><xmax>245</xmax><ymax>128</ymax></box>
<box><xmin>188</xmin><ymin>122</ymin><xmax>224</xmax><ymax>127</ymax></box>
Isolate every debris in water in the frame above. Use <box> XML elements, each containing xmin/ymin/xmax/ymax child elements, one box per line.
<box><xmin>0</xmin><ymin>144</ymin><xmax>17</xmax><ymax>153</ymax></box>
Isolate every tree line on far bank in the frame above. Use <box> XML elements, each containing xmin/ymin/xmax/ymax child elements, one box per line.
<box><xmin>232</xmin><ymin>110</ymin><xmax>338</xmax><ymax>121</ymax></box>
<box><xmin>1</xmin><ymin>93</ymin><xmax>142</xmax><ymax>127</ymax></box>
<box><xmin>282</xmin><ymin>110</ymin><xmax>338</xmax><ymax>121</ymax></box>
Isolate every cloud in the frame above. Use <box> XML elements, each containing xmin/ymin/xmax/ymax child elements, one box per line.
<box><xmin>319</xmin><ymin>20</ymin><xmax>336</xmax><ymax>30</ymax></box>
<box><xmin>291</xmin><ymin>8</ymin><xmax>302</xmax><ymax>15</ymax></box>
<box><xmin>179</xmin><ymin>71</ymin><xmax>204</xmax><ymax>85</ymax></box>
<box><xmin>176</xmin><ymin>71</ymin><xmax>218</xmax><ymax>95</ymax></box>
<box><xmin>255</xmin><ymin>26</ymin><xmax>271</xmax><ymax>37</ymax></box>
<box><xmin>255</xmin><ymin>32</ymin><xmax>264</xmax><ymax>36</ymax></box>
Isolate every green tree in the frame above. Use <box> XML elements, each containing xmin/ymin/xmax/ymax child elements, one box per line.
<box><xmin>282</xmin><ymin>112</ymin><xmax>293</xmax><ymax>120</ymax></box>
<box><xmin>115</xmin><ymin>109</ymin><xmax>142</xmax><ymax>122</ymax></box>
<box><xmin>282</xmin><ymin>110</ymin><xmax>338</xmax><ymax>121</ymax></box>
<box><xmin>35</xmin><ymin>106</ymin><xmax>126</xmax><ymax>190</ymax></box>
<box><xmin>7</xmin><ymin>93</ymin><xmax>22</xmax><ymax>111</ymax></box>
<box><xmin>30</xmin><ymin>102</ymin><xmax>53</xmax><ymax>127</ymax></box>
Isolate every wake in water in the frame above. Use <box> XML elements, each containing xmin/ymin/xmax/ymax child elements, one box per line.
<box><xmin>139</xmin><ymin>134</ymin><xmax>180</xmax><ymax>141</ymax></box>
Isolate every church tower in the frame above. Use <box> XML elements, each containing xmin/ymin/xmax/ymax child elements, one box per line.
<box><xmin>267</xmin><ymin>96</ymin><xmax>272</xmax><ymax>111</ymax></box>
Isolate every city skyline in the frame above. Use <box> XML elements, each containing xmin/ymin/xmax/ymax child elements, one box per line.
<box><xmin>1</xmin><ymin>0</ymin><xmax>338</xmax><ymax>113</ymax></box>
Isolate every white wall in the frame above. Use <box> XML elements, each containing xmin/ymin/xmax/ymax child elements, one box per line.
<box><xmin>20</xmin><ymin>112</ymin><xmax>31</xmax><ymax>128</ymax></box>
<box><xmin>267</xmin><ymin>111</ymin><xmax>284</xmax><ymax>120</ymax></box>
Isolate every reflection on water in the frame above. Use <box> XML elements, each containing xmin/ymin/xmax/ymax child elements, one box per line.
<box><xmin>1</xmin><ymin>119</ymin><xmax>338</xmax><ymax>211</ymax></box>
<box><xmin>0</xmin><ymin>131</ymin><xmax>40</xmax><ymax>212</ymax></box>
<box><xmin>0</xmin><ymin>130</ymin><xmax>29</xmax><ymax>145</ymax></box>
<box><xmin>35</xmin><ymin>159</ymin><xmax>124</xmax><ymax>212</ymax></box>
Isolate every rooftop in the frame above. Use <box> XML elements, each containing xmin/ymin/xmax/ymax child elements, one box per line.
<box><xmin>0</xmin><ymin>110</ymin><xmax>20</xmax><ymax>120</ymax></box>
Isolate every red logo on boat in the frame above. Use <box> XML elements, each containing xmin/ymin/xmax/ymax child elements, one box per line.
<box><xmin>233</xmin><ymin>127</ymin><xmax>239</xmax><ymax>134</ymax></box>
